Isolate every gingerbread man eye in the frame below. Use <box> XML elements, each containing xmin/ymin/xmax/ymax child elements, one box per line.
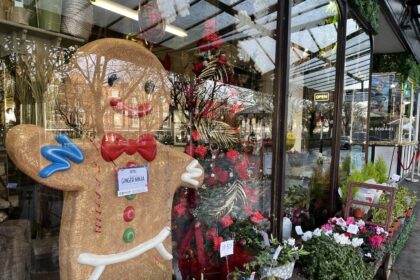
<box><xmin>108</xmin><ymin>73</ymin><xmax>118</xmax><ymax>87</ymax></box>
<box><xmin>144</xmin><ymin>80</ymin><xmax>155</xmax><ymax>94</ymax></box>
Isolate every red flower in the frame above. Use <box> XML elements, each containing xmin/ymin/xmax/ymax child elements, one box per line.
<box><xmin>204</xmin><ymin>173</ymin><xmax>218</xmax><ymax>186</ymax></box>
<box><xmin>345</xmin><ymin>232</ymin><xmax>351</xmax><ymax>237</ymax></box>
<box><xmin>220</xmin><ymin>215</ymin><xmax>234</xmax><ymax>228</ymax></box>
<box><xmin>361</xmin><ymin>227</ymin><xmax>367</xmax><ymax>233</ymax></box>
<box><xmin>191</xmin><ymin>130</ymin><xmax>201</xmax><ymax>141</ymax></box>
<box><xmin>226</xmin><ymin>149</ymin><xmax>239</xmax><ymax>163</ymax></box>
<box><xmin>206</xmin><ymin>228</ymin><xmax>218</xmax><ymax>240</ymax></box>
<box><xmin>184</xmin><ymin>145</ymin><xmax>194</xmax><ymax>156</ymax></box>
<box><xmin>235</xmin><ymin>160</ymin><xmax>248</xmax><ymax>179</ymax></box>
<box><xmin>213</xmin><ymin>167</ymin><xmax>229</xmax><ymax>184</ymax></box>
<box><xmin>369</xmin><ymin>235</ymin><xmax>386</xmax><ymax>249</ymax></box>
<box><xmin>213</xmin><ymin>236</ymin><xmax>224</xmax><ymax>251</ymax></box>
<box><xmin>192</xmin><ymin>61</ymin><xmax>204</xmax><ymax>74</ymax></box>
<box><xmin>174</xmin><ymin>203</ymin><xmax>187</xmax><ymax>217</ymax></box>
<box><xmin>250</xmin><ymin>211</ymin><xmax>265</xmax><ymax>224</ymax></box>
<box><xmin>194</xmin><ymin>145</ymin><xmax>208</xmax><ymax>159</ymax></box>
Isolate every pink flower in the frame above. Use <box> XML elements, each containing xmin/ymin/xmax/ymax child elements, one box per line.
<box><xmin>173</xmin><ymin>203</ymin><xmax>186</xmax><ymax>217</ymax></box>
<box><xmin>226</xmin><ymin>149</ymin><xmax>239</xmax><ymax>163</ymax></box>
<box><xmin>206</xmin><ymin>228</ymin><xmax>217</xmax><ymax>240</ymax></box>
<box><xmin>250</xmin><ymin>211</ymin><xmax>265</xmax><ymax>224</ymax></box>
<box><xmin>346</xmin><ymin>217</ymin><xmax>355</xmax><ymax>225</ymax></box>
<box><xmin>369</xmin><ymin>235</ymin><xmax>386</xmax><ymax>249</ymax></box>
<box><xmin>213</xmin><ymin>236</ymin><xmax>224</xmax><ymax>251</ymax></box>
<box><xmin>194</xmin><ymin>145</ymin><xmax>208</xmax><ymax>159</ymax></box>
<box><xmin>335</xmin><ymin>217</ymin><xmax>346</xmax><ymax>227</ymax></box>
<box><xmin>220</xmin><ymin>215</ymin><xmax>234</xmax><ymax>228</ymax></box>
<box><xmin>321</xmin><ymin>223</ymin><xmax>334</xmax><ymax>232</ymax></box>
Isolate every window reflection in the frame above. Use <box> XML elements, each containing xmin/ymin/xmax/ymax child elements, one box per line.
<box><xmin>285</xmin><ymin>0</ymin><xmax>340</xmax><ymax>229</ymax></box>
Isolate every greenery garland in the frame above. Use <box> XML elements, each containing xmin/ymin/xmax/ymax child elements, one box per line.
<box><xmin>350</xmin><ymin>0</ymin><xmax>379</xmax><ymax>34</ymax></box>
<box><xmin>373</xmin><ymin>53</ymin><xmax>420</xmax><ymax>89</ymax></box>
<box><xmin>391</xmin><ymin>213</ymin><xmax>416</xmax><ymax>260</ymax></box>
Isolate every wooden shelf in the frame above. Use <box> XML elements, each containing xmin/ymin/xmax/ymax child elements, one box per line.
<box><xmin>0</xmin><ymin>18</ymin><xmax>85</xmax><ymax>46</ymax></box>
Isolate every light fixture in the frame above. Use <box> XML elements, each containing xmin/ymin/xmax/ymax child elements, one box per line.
<box><xmin>90</xmin><ymin>0</ymin><xmax>188</xmax><ymax>37</ymax></box>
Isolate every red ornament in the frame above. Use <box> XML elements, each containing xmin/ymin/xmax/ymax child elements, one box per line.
<box><xmin>192</xmin><ymin>61</ymin><xmax>205</xmax><ymax>75</ymax></box>
<box><xmin>220</xmin><ymin>215</ymin><xmax>234</xmax><ymax>228</ymax></box>
<box><xmin>213</xmin><ymin>236</ymin><xmax>224</xmax><ymax>251</ymax></box>
<box><xmin>194</xmin><ymin>145</ymin><xmax>208</xmax><ymax>159</ymax></box>
<box><xmin>217</xmin><ymin>53</ymin><xmax>229</xmax><ymax>65</ymax></box>
<box><xmin>250</xmin><ymin>211</ymin><xmax>265</xmax><ymax>224</ymax></box>
<box><xmin>226</xmin><ymin>149</ymin><xmax>239</xmax><ymax>163</ymax></box>
<box><xmin>191</xmin><ymin>130</ymin><xmax>202</xmax><ymax>141</ymax></box>
<box><xmin>174</xmin><ymin>203</ymin><xmax>187</xmax><ymax>217</ymax></box>
<box><xmin>206</xmin><ymin>228</ymin><xmax>218</xmax><ymax>240</ymax></box>
<box><xmin>123</xmin><ymin>206</ymin><xmax>135</xmax><ymax>222</ymax></box>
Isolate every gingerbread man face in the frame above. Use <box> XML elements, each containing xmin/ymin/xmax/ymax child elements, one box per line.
<box><xmin>6</xmin><ymin>39</ymin><xmax>204</xmax><ymax>280</ymax></box>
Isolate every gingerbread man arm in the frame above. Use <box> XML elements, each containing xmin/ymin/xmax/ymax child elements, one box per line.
<box><xmin>6</xmin><ymin>125</ymin><xmax>94</xmax><ymax>191</ymax></box>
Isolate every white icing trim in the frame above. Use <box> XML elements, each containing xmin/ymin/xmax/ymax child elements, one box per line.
<box><xmin>78</xmin><ymin>227</ymin><xmax>172</xmax><ymax>280</ymax></box>
<box><xmin>181</xmin><ymin>159</ymin><xmax>203</xmax><ymax>186</ymax></box>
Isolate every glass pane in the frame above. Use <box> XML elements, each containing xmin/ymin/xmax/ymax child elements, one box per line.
<box><xmin>0</xmin><ymin>1</ymin><xmax>277</xmax><ymax>279</ymax></box>
<box><xmin>339</xmin><ymin>16</ymin><xmax>371</xmax><ymax>174</ymax></box>
<box><xmin>286</xmin><ymin>0</ymin><xmax>339</xmax><ymax>230</ymax></box>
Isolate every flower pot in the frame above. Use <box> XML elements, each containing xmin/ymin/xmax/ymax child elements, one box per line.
<box><xmin>353</xmin><ymin>208</ymin><xmax>364</xmax><ymax>219</ymax></box>
<box><xmin>406</xmin><ymin>208</ymin><xmax>413</xmax><ymax>218</ymax></box>
<box><xmin>392</xmin><ymin>219</ymin><xmax>400</xmax><ymax>230</ymax></box>
<box><xmin>260</xmin><ymin>262</ymin><xmax>295</xmax><ymax>280</ymax></box>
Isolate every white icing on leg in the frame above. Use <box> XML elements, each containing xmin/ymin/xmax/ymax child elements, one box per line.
<box><xmin>78</xmin><ymin>227</ymin><xmax>172</xmax><ymax>280</ymax></box>
<box><xmin>181</xmin><ymin>159</ymin><xmax>203</xmax><ymax>186</ymax></box>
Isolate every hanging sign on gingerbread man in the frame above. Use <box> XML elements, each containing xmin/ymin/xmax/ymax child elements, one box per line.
<box><xmin>6</xmin><ymin>38</ymin><xmax>204</xmax><ymax>280</ymax></box>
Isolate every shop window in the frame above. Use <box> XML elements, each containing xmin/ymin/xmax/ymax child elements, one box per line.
<box><xmin>0</xmin><ymin>1</ymin><xmax>277</xmax><ymax>279</ymax></box>
<box><xmin>285</xmin><ymin>0</ymin><xmax>340</xmax><ymax>229</ymax></box>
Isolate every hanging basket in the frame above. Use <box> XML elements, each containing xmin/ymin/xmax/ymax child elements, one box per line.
<box><xmin>260</xmin><ymin>262</ymin><xmax>295</xmax><ymax>279</ymax></box>
<box><xmin>61</xmin><ymin>0</ymin><xmax>93</xmax><ymax>40</ymax></box>
<box><xmin>37</xmin><ymin>0</ymin><xmax>62</xmax><ymax>32</ymax></box>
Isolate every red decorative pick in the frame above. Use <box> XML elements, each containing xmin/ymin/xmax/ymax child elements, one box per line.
<box><xmin>101</xmin><ymin>132</ymin><xmax>157</xmax><ymax>162</ymax></box>
<box><xmin>110</xmin><ymin>98</ymin><xmax>153</xmax><ymax>118</ymax></box>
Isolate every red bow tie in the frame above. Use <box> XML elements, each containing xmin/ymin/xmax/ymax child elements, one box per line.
<box><xmin>101</xmin><ymin>132</ymin><xmax>157</xmax><ymax>162</ymax></box>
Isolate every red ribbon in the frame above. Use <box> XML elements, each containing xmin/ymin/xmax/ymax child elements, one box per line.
<box><xmin>101</xmin><ymin>132</ymin><xmax>157</xmax><ymax>162</ymax></box>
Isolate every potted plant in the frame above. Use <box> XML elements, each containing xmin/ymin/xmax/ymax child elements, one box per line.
<box><xmin>243</xmin><ymin>236</ymin><xmax>309</xmax><ymax>280</ymax></box>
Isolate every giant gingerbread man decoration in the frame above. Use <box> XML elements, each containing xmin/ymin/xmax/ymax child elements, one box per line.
<box><xmin>6</xmin><ymin>38</ymin><xmax>204</xmax><ymax>280</ymax></box>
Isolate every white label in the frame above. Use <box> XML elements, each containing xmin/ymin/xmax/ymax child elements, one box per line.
<box><xmin>295</xmin><ymin>226</ymin><xmax>304</xmax><ymax>236</ymax></box>
<box><xmin>260</xmin><ymin>231</ymin><xmax>270</xmax><ymax>247</ymax></box>
<box><xmin>220</xmin><ymin>240</ymin><xmax>234</xmax><ymax>257</ymax></box>
<box><xmin>391</xmin><ymin>174</ymin><xmax>400</xmax><ymax>181</ymax></box>
<box><xmin>117</xmin><ymin>166</ymin><xmax>148</xmax><ymax>197</ymax></box>
<box><xmin>6</xmin><ymin>183</ymin><xmax>17</xmax><ymax>189</ymax></box>
<box><xmin>347</xmin><ymin>224</ymin><xmax>359</xmax><ymax>234</ymax></box>
<box><xmin>249</xmin><ymin>272</ymin><xmax>256</xmax><ymax>280</ymax></box>
<box><xmin>14</xmin><ymin>0</ymin><xmax>24</xmax><ymax>8</ymax></box>
<box><xmin>273</xmin><ymin>245</ymin><xmax>282</xmax><ymax>260</ymax></box>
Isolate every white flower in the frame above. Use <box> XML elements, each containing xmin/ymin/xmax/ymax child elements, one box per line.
<box><xmin>365</xmin><ymin>252</ymin><xmax>372</xmax><ymax>258</ymax></box>
<box><xmin>324</xmin><ymin>230</ymin><xmax>333</xmax><ymax>236</ymax></box>
<box><xmin>333</xmin><ymin>233</ymin><xmax>351</xmax><ymax>245</ymax></box>
<box><xmin>302</xmin><ymin>231</ymin><xmax>313</xmax><ymax>242</ymax></box>
<box><xmin>286</xmin><ymin>238</ymin><xmax>295</xmax><ymax>247</ymax></box>
<box><xmin>313</xmin><ymin>228</ymin><xmax>322</xmax><ymax>237</ymax></box>
<box><xmin>335</xmin><ymin>217</ymin><xmax>347</xmax><ymax>228</ymax></box>
<box><xmin>292</xmin><ymin>246</ymin><xmax>299</xmax><ymax>251</ymax></box>
<box><xmin>376</xmin><ymin>226</ymin><xmax>385</xmax><ymax>235</ymax></box>
<box><xmin>356</xmin><ymin>220</ymin><xmax>365</xmax><ymax>227</ymax></box>
<box><xmin>351</xmin><ymin>238</ymin><xmax>364</xmax><ymax>248</ymax></box>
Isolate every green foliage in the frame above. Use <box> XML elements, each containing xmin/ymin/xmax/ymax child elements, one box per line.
<box><xmin>244</xmin><ymin>236</ymin><xmax>309</xmax><ymax>273</ymax></box>
<box><xmin>341</xmin><ymin>170</ymin><xmax>364</xmax><ymax>203</ymax></box>
<box><xmin>285</xmin><ymin>184</ymin><xmax>310</xmax><ymax>209</ymax></box>
<box><xmin>392</xmin><ymin>213</ymin><xmax>416</xmax><ymax>260</ymax></box>
<box><xmin>374</xmin><ymin>157</ymin><xmax>388</xmax><ymax>183</ymax></box>
<box><xmin>352</xmin><ymin>0</ymin><xmax>379</xmax><ymax>34</ymax></box>
<box><xmin>361</xmin><ymin>162</ymin><xmax>376</xmax><ymax>180</ymax></box>
<box><xmin>299</xmin><ymin>234</ymin><xmax>373</xmax><ymax>280</ymax></box>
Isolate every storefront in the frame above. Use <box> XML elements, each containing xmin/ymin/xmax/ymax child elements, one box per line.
<box><xmin>0</xmin><ymin>1</ymin><xmax>412</xmax><ymax>279</ymax></box>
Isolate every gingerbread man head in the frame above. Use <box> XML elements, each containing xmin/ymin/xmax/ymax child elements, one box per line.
<box><xmin>6</xmin><ymin>38</ymin><xmax>203</xmax><ymax>280</ymax></box>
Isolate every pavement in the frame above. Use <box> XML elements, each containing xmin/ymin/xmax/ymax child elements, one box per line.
<box><xmin>390</xmin><ymin>174</ymin><xmax>420</xmax><ymax>280</ymax></box>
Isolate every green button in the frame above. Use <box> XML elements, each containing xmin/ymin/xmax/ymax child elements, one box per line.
<box><xmin>125</xmin><ymin>194</ymin><xmax>136</xmax><ymax>200</ymax></box>
<box><xmin>123</xmin><ymin>228</ymin><xmax>135</xmax><ymax>243</ymax></box>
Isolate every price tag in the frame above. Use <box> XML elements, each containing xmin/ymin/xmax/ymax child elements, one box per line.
<box><xmin>295</xmin><ymin>226</ymin><xmax>304</xmax><ymax>236</ymax></box>
<box><xmin>14</xmin><ymin>0</ymin><xmax>24</xmax><ymax>8</ymax></box>
<box><xmin>6</xmin><ymin>183</ymin><xmax>17</xmax><ymax>189</ymax></box>
<box><xmin>220</xmin><ymin>240</ymin><xmax>234</xmax><ymax>257</ymax></box>
<box><xmin>260</xmin><ymin>231</ymin><xmax>270</xmax><ymax>247</ymax></box>
<box><xmin>347</xmin><ymin>224</ymin><xmax>359</xmax><ymax>234</ymax></box>
<box><xmin>117</xmin><ymin>166</ymin><xmax>148</xmax><ymax>197</ymax></box>
<box><xmin>273</xmin><ymin>245</ymin><xmax>282</xmax><ymax>260</ymax></box>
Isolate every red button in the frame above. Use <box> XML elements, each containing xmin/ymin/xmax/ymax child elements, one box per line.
<box><xmin>123</xmin><ymin>206</ymin><xmax>135</xmax><ymax>222</ymax></box>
